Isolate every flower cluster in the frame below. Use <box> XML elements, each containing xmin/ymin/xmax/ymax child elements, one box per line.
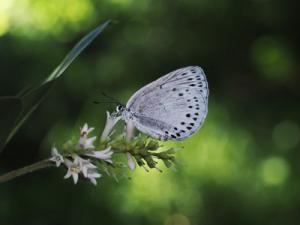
<box><xmin>49</xmin><ymin>112</ymin><xmax>179</xmax><ymax>185</ymax></box>
<box><xmin>50</xmin><ymin>123</ymin><xmax>113</xmax><ymax>185</ymax></box>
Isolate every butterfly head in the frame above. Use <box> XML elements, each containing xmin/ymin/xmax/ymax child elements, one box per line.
<box><xmin>116</xmin><ymin>105</ymin><xmax>125</xmax><ymax>113</ymax></box>
<box><xmin>114</xmin><ymin>104</ymin><xmax>133</xmax><ymax>121</ymax></box>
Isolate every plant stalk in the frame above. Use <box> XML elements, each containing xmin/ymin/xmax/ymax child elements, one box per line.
<box><xmin>0</xmin><ymin>159</ymin><xmax>54</xmax><ymax>184</ymax></box>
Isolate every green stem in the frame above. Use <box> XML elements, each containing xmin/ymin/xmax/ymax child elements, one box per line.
<box><xmin>0</xmin><ymin>159</ymin><xmax>54</xmax><ymax>184</ymax></box>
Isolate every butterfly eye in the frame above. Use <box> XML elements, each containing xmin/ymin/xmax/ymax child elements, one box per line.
<box><xmin>116</xmin><ymin>105</ymin><xmax>124</xmax><ymax>112</ymax></box>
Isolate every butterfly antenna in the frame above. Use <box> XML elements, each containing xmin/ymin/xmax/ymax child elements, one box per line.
<box><xmin>101</xmin><ymin>92</ymin><xmax>123</xmax><ymax>105</ymax></box>
<box><xmin>93</xmin><ymin>100</ymin><xmax>119</xmax><ymax>105</ymax></box>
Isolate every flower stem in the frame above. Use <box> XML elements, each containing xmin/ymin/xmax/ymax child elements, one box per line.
<box><xmin>0</xmin><ymin>159</ymin><xmax>54</xmax><ymax>184</ymax></box>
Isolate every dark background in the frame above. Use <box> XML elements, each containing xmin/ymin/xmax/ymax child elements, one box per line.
<box><xmin>1</xmin><ymin>0</ymin><xmax>300</xmax><ymax>224</ymax></box>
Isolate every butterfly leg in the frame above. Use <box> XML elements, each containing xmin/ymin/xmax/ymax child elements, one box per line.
<box><xmin>122</xmin><ymin>122</ymin><xmax>127</xmax><ymax>139</ymax></box>
<box><xmin>148</xmin><ymin>132</ymin><xmax>169</xmax><ymax>141</ymax></box>
<box><xmin>159</xmin><ymin>134</ymin><xmax>169</xmax><ymax>141</ymax></box>
<box><xmin>124</xmin><ymin>120</ymin><xmax>135</xmax><ymax>141</ymax></box>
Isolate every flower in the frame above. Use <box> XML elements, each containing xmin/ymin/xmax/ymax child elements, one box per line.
<box><xmin>77</xmin><ymin>156</ymin><xmax>101</xmax><ymax>185</ymax></box>
<box><xmin>100</xmin><ymin>111</ymin><xmax>121</xmax><ymax>141</ymax></box>
<box><xmin>63</xmin><ymin>155</ymin><xmax>102</xmax><ymax>185</ymax></box>
<box><xmin>74</xmin><ymin>155</ymin><xmax>97</xmax><ymax>178</ymax></box>
<box><xmin>127</xmin><ymin>152</ymin><xmax>136</xmax><ymax>171</ymax></box>
<box><xmin>80</xmin><ymin>123</ymin><xmax>94</xmax><ymax>136</ymax></box>
<box><xmin>49</xmin><ymin>146</ymin><xmax>64</xmax><ymax>167</ymax></box>
<box><xmin>78</xmin><ymin>123</ymin><xmax>97</xmax><ymax>149</ymax></box>
<box><xmin>85</xmin><ymin>147</ymin><xmax>114</xmax><ymax>164</ymax></box>
<box><xmin>64</xmin><ymin>158</ymin><xmax>81</xmax><ymax>184</ymax></box>
<box><xmin>86</xmin><ymin>169</ymin><xmax>102</xmax><ymax>185</ymax></box>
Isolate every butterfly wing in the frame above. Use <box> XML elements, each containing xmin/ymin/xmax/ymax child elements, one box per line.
<box><xmin>126</xmin><ymin>66</ymin><xmax>209</xmax><ymax>140</ymax></box>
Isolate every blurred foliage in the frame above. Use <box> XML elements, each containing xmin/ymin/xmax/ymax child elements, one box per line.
<box><xmin>1</xmin><ymin>0</ymin><xmax>300</xmax><ymax>225</ymax></box>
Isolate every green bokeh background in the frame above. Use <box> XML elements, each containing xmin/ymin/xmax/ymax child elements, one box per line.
<box><xmin>1</xmin><ymin>0</ymin><xmax>300</xmax><ymax>225</ymax></box>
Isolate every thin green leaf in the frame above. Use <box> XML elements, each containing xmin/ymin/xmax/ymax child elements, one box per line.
<box><xmin>43</xmin><ymin>20</ymin><xmax>111</xmax><ymax>84</ymax></box>
<box><xmin>5</xmin><ymin>82</ymin><xmax>54</xmax><ymax>146</ymax></box>
<box><xmin>0</xmin><ymin>20</ymin><xmax>111</xmax><ymax>153</ymax></box>
<box><xmin>0</xmin><ymin>97</ymin><xmax>22</xmax><ymax>150</ymax></box>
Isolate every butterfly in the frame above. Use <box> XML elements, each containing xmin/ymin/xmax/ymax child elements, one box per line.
<box><xmin>114</xmin><ymin>66</ymin><xmax>209</xmax><ymax>141</ymax></box>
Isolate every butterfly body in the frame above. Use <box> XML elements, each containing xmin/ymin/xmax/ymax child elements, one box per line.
<box><xmin>116</xmin><ymin>66</ymin><xmax>209</xmax><ymax>141</ymax></box>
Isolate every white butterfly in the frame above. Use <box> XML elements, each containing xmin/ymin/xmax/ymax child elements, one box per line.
<box><xmin>114</xmin><ymin>66</ymin><xmax>209</xmax><ymax>141</ymax></box>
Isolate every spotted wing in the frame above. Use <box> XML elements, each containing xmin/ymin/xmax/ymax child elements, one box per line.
<box><xmin>126</xmin><ymin>66</ymin><xmax>209</xmax><ymax>141</ymax></box>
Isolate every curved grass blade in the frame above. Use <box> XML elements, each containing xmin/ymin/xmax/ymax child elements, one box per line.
<box><xmin>0</xmin><ymin>97</ymin><xmax>22</xmax><ymax>150</ymax></box>
<box><xmin>43</xmin><ymin>20</ymin><xmax>111</xmax><ymax>84</ymax></box>
<box><xmin>0</xmin><ymin>20</ymin><xmax>111</xmax><ymax>153</ymax></box>
<box><xmin>5</xmin><ymin>82</ymin><xmax>54</xmax><ymax>148</ymax></box>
